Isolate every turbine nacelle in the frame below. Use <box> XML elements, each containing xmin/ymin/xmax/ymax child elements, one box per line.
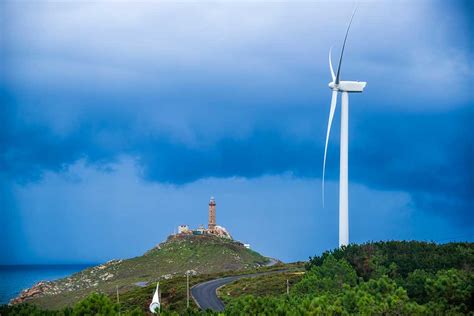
<box><xmin>328</xmin><ymin>81</ymin><xmax>367</xmax><ymax>93</ymax></box>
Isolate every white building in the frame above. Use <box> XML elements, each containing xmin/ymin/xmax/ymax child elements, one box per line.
<box><xmin>178</xmin><ymin>225</ymin><xmax>189</xmax><ymax>234</ymax></box>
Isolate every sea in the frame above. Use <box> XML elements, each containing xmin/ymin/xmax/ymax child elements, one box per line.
<box><xmin>0</xmin><ymin>264</ymin><xmax>94</xmax><ymax>305</ymax></box>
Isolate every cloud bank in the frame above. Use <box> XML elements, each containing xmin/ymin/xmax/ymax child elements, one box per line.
<box><xmin>0</xmin><ymin>0</ymin><xmax>472</xmax><ymax>262</ymax></box>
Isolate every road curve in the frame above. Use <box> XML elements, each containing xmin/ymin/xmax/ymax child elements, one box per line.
<box><xmin>191</xmin><ymin>268</ymin><xmax>285</xmax><ymax>312</ymax></box>
<box><xmin>265</xmin><ymin>257</ymin><xmax>279</xmax><ymax>267</ymax></box>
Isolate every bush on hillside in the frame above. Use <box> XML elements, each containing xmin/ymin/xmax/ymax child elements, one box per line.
<box><xmin>71</xmin><ymin>293</ymin><xmax>118</xmax><ymax>315</ymax></box>
<box><xmin>292</xmin><ymin>255</ymin><xmax>357</xmax><ymax>295</ymax></box>
<box><xmin>426</xmin><ymin>269</ymin><xmax>473</xmax><ymax>310</ymax></box>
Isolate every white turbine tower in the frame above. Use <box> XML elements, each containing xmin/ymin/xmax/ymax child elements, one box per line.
<box><xmin>322</xmin><ymin>8</ymin><xmax>366</xmax><ymax>248</ymax></box>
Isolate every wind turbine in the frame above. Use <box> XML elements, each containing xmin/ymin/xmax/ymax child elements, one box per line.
<box><xmin>322</xmin><ymin>8</ymin><xmax>366</xmax><ymax>248</ymax></box>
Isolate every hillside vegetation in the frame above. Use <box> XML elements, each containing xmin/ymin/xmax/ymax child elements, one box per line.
<box><xmin>218</xmin><ymin>270</ymin><xmax>304</xmax><ymax>304</ymax></box>
<box><xmin>225</xmin><ymin>241</ymin><xmax>474</xmax><ymax>315</ymax></box>
<box><xmin>11</xmin><ymin>234</ymin><xmax>269</xmax><ymax>310</ymax></box>
<box><xmin>3</xmin><ymin>241</ymin><xmax>473</xmax><ymax>315</ymax></box>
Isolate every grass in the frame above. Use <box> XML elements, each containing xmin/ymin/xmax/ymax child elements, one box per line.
<box><xmin>217</xmin><ymin>269</ymin><xmax>305</xmax><ymax>305</ymax></box>
<box><xmin>23</xmin><ymin>234</ymin><xmax>270</xmax><ymax>310</ymax></box>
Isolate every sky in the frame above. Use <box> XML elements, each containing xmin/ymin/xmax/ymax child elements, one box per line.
<box><xmin>0</xmin><ymin>0</ymin><xmax>473</xmax><ymax>264</ymax></box>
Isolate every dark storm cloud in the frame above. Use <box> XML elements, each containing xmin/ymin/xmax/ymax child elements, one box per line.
<box><xmin>352</xmin><ymin>108</ymin><xmax>474</xmax><ymax>196</ymax></box>
<box><xmin>1</xmin><ymin>0</ymin><xmax>472</xmax><ymax>229</ymax></box>
<box><xmin>2</xmin><ymin>101</ymin><xmax>472</xmax><ymax>225</ymax></box>
<box><xmin>0</xmin><ymin>95</ymin><xmax>130</xmax><ymax>182</ymax></box>
<box><xmin>351</xmin><ymin>107</ymin><xmax>473</xmax><ymax>224</ymax></box>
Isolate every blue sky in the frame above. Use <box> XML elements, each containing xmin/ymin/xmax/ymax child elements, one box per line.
<box><xmin>0</xmin><ymin>0</ymin><xmax>472</xmax><ymax>264</ymax></box>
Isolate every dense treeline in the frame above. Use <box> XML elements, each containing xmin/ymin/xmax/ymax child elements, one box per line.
<box><xmin>0</xmin><ymin>294</ymin><xmax>217</xmax><ymax>316</ymax></box>
<box><xmin>0</xmin><ymin>293</ymin><xmax>140</xmax><ymax>316</ymax></box>
<box><xmin>308</xmin><ymin>241</ymin><xmax>474</xmax><ymax>309</ymax></box>
<box><xmin>227</xmin><ymin>254</ymin><xmax>473</xmax><ymax>314</ymax></box>
<box><xmin>225</xmin><ymin>241</ymin><xmax>474</xmax><ymax>315</ymax></box>
<box><xmin>2</xmin><ymin>241</ymin><xmax>473</xmax><ymax>315</ymax></box>
<box><xmin>306</xmin><ymin>241</ymin><xmax>473</xmax><ymax>279</ymax></box>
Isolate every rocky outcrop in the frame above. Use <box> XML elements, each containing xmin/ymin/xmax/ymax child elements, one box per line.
<box><xmin>10</xmin><ymin>281</ymin><xmax>54</xmax><ymax>304</ymax></box>
<box><xmin>10</xmin><ymin>259</ymin><xmax>123</xmax><ymax>305</ymax></box>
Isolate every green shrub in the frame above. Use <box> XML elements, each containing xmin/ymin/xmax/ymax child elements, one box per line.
<box><xmin>292</xmin><ymin>255</ymin><xmax>357</xmax><ymax>296</ymax></box>
<box><xmin>71</xmin><ymin>293</ymin><xmax>118</xmax><ymax>316</ymax></box>
<box><xmin>402</xmin><ymin>269</ymin><xmax>433</xmax><ymax>303</ymax></box>
<box><xmin>426</xmin><ymin>269</ymin><xmax>473</xmax><ymax>312</ymax></box>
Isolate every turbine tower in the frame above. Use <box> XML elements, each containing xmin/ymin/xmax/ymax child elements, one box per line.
<box><xmin>322</xmin><ymin>8</ymin><xmax>366</xmax><ymax>247</ymax></box>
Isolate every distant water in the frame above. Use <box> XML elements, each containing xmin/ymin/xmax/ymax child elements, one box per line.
<box><xmin>0</xmin><ymin>264</ymin><xmax>94</xmax><ymax>305</ymax></box>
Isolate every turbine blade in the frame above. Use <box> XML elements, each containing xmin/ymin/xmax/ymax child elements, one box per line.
<box><xmin>322</xmin><ymin>90</ymin><xmax>338</xmax><ymax>207</ymax></box>
<box><xmin>335</xmin><ymin>6</ymin><xmax>358</xmax><ymax>84</ymax></box>
<box><xmin>329</xmin><ymin>47</ymin><xmax>335</xmax><ymax>82</ymax></box>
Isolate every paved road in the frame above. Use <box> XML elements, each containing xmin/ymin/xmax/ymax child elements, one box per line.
<box><xmin>191</xmin><ymin>268</ymin><xmax>285</xmax><ymax>312</ymax></box>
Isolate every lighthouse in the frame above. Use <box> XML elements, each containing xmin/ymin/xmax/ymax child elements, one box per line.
<box><xmin>208</xmin><ymin>197</ymin><xmax>216</xmax><ymax>231</ymax></box>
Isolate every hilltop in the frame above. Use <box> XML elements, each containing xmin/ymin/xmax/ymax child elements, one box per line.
<box><xmin>12</xmin><ymin>234</ymin><xmax>271</xmax><ymax>310</ymax></box>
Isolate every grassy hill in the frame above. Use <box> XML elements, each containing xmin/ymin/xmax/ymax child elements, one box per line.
<box><xmin>14</xmin><ymin>234</ymin><xmax>270</xmax><ymax>310</ymax></box>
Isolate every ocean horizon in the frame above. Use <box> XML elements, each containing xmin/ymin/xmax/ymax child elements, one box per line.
<box><xmin>0</xmin><ymin>264</ymin><xmax>95</xmax><ymax>305</ymax></box>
